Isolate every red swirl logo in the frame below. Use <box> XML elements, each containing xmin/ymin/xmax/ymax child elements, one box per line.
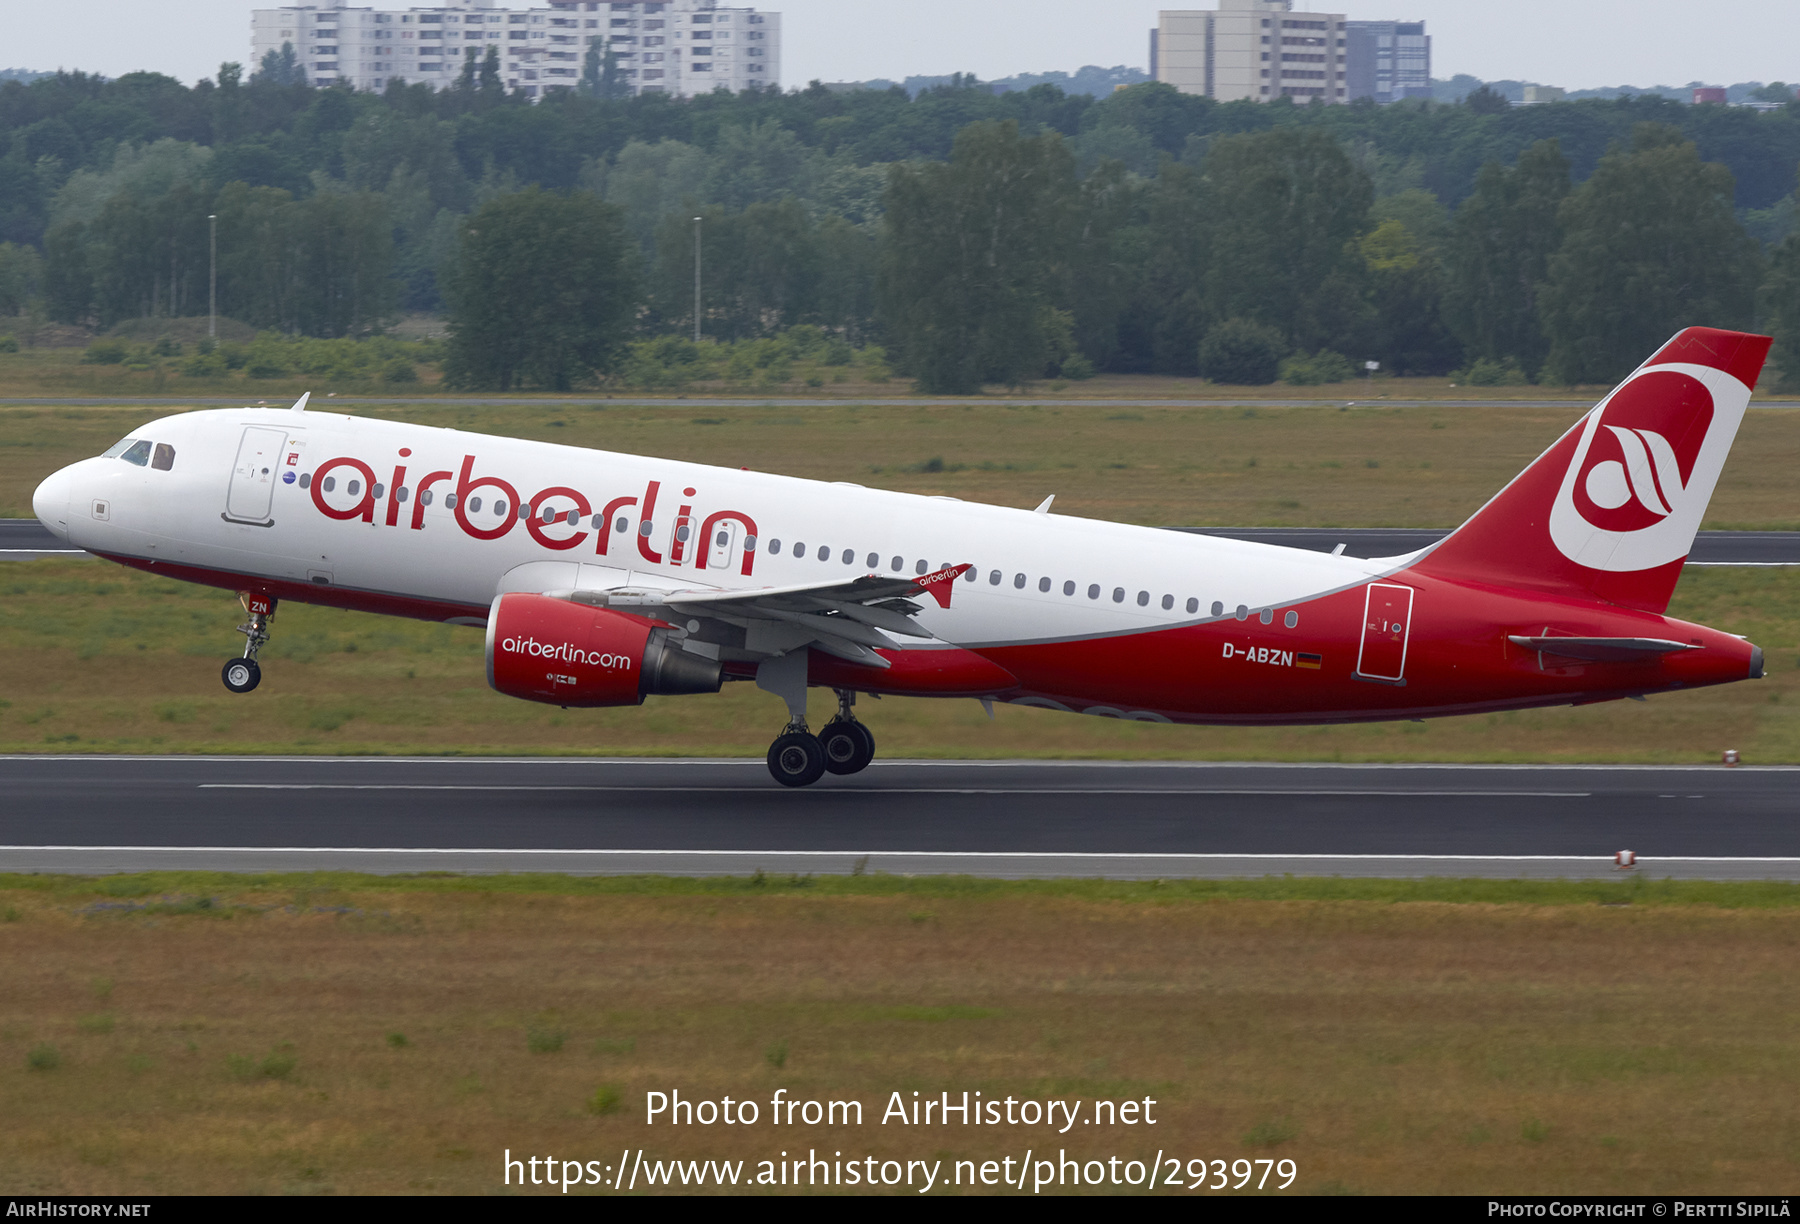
<box><xmin>1570</xmin><ymin>370</ymin><xmax>1713</xmax><ymax>533</ymax></box>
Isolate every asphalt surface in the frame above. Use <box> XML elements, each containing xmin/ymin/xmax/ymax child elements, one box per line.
<box><xmin>0</xmin><ymin>395</ymin><xmax>1638</xmax><ymax>409</ymax></box>
<box><xmin>1</xmin><ymin>757</ymin><xmax>1795</xmax><ymax>880</ymax></box>
<box><xmin>9</xmin><ymin>519</ymin><xmax>1800</xmax><ymax>565</ymax></box>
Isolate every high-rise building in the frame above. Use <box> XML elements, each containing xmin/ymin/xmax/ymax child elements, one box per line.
<box><xmin>1344</xmin><ymin>20</ymin><xmax>1429</xmax><ymax>104</ymax></box>
<box><xmin>1152</xmin><ymin>2</ymin><xmax>1348</xmax><ymax>104</ymax></box>
<box><xmin>250</xmin><ymin>0</ymin><xmax>780</xmax><ymax>100</ymax></box>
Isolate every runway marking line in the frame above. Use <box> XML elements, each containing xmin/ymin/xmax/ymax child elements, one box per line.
<box><xmin>5</xmin><ymin>756</ymin><xmax>1793</xmax><ymax>772</ymax></box>
<box><xmin>2</xmin><ymin>846</ymin><xmax>1798</xmax><ymax>864</ymax></box>
<box><xmin>197</xmin><ymin>784</ymin><xmax>1593</xmax><ymax>797</ymax></box>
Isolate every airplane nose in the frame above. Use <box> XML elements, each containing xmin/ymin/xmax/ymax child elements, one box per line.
<box><xmin>32</xmin><ymin>466</ymin><xmax>73</xmax><ymax>542</ymax></box>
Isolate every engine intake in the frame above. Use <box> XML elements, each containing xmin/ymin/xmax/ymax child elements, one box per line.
<box><xmin>486</xmin><ymin>593</ymin><xmax>722</xmax><ymax>707</ymax></box>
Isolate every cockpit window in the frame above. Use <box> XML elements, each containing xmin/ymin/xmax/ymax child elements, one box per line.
<box><xmin>102</xmin><ymin>437</ymin><xmax>140</xmax><ymax>459</ymax></box>
<box><xmin>151</xmin><ymin>443</ymin><xmax>175</xmax><ymax>471</ymax></box>
<box><xmin>117</xmin><ymin>440</ymin><xmax>152</xmax><ymax>467</ymax></box>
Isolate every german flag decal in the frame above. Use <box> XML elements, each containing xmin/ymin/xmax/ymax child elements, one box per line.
<box><xmin>1296</xmin><ymin>652</ymin><xmax>1323</xmax><ymax>670</ymax></box>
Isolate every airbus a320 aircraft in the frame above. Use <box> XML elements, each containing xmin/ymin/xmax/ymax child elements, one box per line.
<box><xmin>32</xmin><ymin>326</ymin><xmax>1770</xmax><ymax>786</ymax></box>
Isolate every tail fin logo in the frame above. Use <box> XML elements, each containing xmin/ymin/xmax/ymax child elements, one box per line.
<box><xmin>1550</xmin><ymin>363</ymin><xmax>1747</xmax><ymax>572</ymax></box>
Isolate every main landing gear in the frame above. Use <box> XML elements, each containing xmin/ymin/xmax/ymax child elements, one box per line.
<box><xmin>222</xmin><ymin>592</ymin><xmax>276</xmax><ymax>694</ymax></box>
<box><xmin>765</xmin><ymin>688</ymin><xmax>876</xmax><ymax>788</ymax></box>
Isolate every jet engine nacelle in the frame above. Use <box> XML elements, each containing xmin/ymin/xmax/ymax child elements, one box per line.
<box><xmin>485</xmin><ymin>593</ymin><xmax>722</xmax><ymax>707</ymax></box>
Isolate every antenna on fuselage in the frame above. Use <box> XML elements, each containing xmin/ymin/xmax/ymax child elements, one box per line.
<box><xmin>1033</xmin><ymin>494</ymin><xmax>1055</xmax><ymax>515</ymax></box>
<box><xmin>291</xmin><ymin>392</ymin><xmax>310</xmax><ymax>413</ymax></box>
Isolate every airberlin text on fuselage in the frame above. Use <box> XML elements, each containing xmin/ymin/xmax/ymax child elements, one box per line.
<box><xmin>501</xmin><ymin>635</ymin><xmax>634</xmax><ymax>671</ymax></box>
<box><xmin>306</xmin><ymin>452</ymin><xmax>761</xmax><ymax>576</ymax></box>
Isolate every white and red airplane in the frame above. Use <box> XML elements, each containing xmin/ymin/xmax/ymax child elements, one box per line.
<box><xmin>31</xmin><ymin>326</ymin><xmax>1770</xmax><ymax>786</ymax></box>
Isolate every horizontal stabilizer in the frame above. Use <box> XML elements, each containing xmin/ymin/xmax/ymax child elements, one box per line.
<box><xmin>1507</xmin><ymin>636</ymin><xmax>1699</xmax><ymax>663</ymax></box>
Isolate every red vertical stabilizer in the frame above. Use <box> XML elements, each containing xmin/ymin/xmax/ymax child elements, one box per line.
<box><xmin>1410</xmin><ymin>327</ymin><xmax>1771</xmax><ymax>613</ymax></box>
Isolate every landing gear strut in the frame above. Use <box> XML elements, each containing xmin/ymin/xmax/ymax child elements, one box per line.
<box><xmin>819</xmin><ymin>689</ymin><xmax>875</xmax><ymax>776</ymax></box>
<box><xmin>222</xmin><ymin>592</ymin><xmax>276</xmax><ymax>694</ymax></box>
<box><xmin>755</xmin><ymin>654</ymin><xmax>878</xmax><ymax>787</ymax></box>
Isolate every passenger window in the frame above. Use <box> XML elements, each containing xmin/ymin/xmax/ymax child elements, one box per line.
<box><xmin>322</xmin><ymin>476</ymin><xmax>337</xmax><ymax>493</ymax></box>
<box><xmin>1014</xmin><ymin>573</ymin><xmax>1026</xmax><ymax>589</ymax></box>
<box><xmin>445</xmin><ymin>494</ymin><xmax>458</xmax><ymax>509</ymax></box>
<box><xmin>640</xmin><ymin>520</ymin><xmax>654</xmax><ymax>536</ymax></box>
<box><xmin>544</xmin><ymin>506</ymin><xmax>557</xmax><ymax>523</ymax></box>
<box><xmin>989</xmin><ymin>570</ymin><xmax>1001</xmax><ymax>585</ymax></box>
<box><xmin>915</xmin><ymin>560</ymin><xmax>928</xmax><ymax>575</ymax></box>
<box><xmin>963</xmin><ymin>567</ymin><xmax>977</xmax><ymax>582</ymax></box>
<box><xmin>1187</xmin><ymin>598</ymin><xmax>1200</xmax><ymax>614</ymax></box>
<box><xmin>1038</xmin><ymin>577</ymin><xmax>1051</xmax><ymax>593</ymax></box>
<box><xmin>419</xmin><ymin>488</ymin><xmax>432</xmax><ymax>505</ymax></box>
<box><xmin>1063</xmin><ymin>580</ymin><xmax>1075</xmax><ymax>596</ymax></box>
<box><xmin>1112</xmin><ymin>587</ymin><xmax>1125</xmax><ymax>603</ymax></box>
<box><xmin>865</xmin><ymin>552</ymin><xmax>878</xmax><ymax>567</ymax></box>
<box><xmin>1260</xmin><ymin>608</ymin><xmax>1274</xmax><ymax>624</ymax></box>
<box><xmin>521</xmin><ymin>504</ymin><xmax>532</xmax><ymax>520</ymax></box>
<box><xmin>1212</xmin><ymin>601</ymin><xmax>1224</xmax><ymax>617</ymax></box>
<box><xmin>398</xmin><ymin>487</ymin><xmax>410</xmax><ymax>503</ymax></box>
<box><xmin>1161</xmin><ymin>594</ymin><xmax>1173</xmax><ymax>610</ymax></box>
<box><xmin>891</xmin><ymin>556</ymin><xmax>903</xmax><ymax>571</ymax></box>
<box><xmin>465</xmin><ymin>494</ymin><xmax>478</xmax><ymax>512</ymax></box>
<box><xmin>373</xmin><ymin>483</ymin><xmax>385</xmax><ymax>500</ymax></box>
<box><xmin>619</xmin><ymin>517</ymin><xmax>630</xmax><ymax>533</ymax></box>
<box><xmin>1284</xmin><ymin>610</ymin><xmax>1299</xmax><ymax>628</ymax></box>
<box><xmin>299</xmin><ymin>473</ymin><xmax>312</xmax><ymax>489</ymax></box>
<box><xmin>151</xmin><ymin>443</ymin><xmax>175</xmax><ymax>471</ymax></box>
<box><xmin>793</xmin><ymin>542</ymin><xmax>806</xmax><ymax>557</ymax></box>
<box><xmin>768</xmin><ymin>538</ymin><xmax>782</xmax><ymax>553</ymax></box>
<box><xmin>1235</xmin><ymin>605</ymin><xmax>1249</xmax><ymax>621</ymax></box>
<box><xmin>1087</xmin><ymin>584</ymin><xmax>1100</xmax><ymax>600</ymax></box>
<box><xmin>843</xmin><ymin>550</ymin><xmax>855</xmax><ymax>565</ymax></box>
<box><xmin>743</xmin><ymin>535</ymin><xmax>757</xmax><ymax>550</ymax></box>
<box><xmin>120</xmin><ymin>440</ymin><xmax>152</xmax><ymax>467</ymax></box>
<box><xmin>1136</xmin><ymin>591</ymin><xmax>1149</xmax><ymax>606</ymax></box>
<box><xmin>818</xmin><ymin>545</ymin><xmax>831</xmax><ymax>561</ymax></box>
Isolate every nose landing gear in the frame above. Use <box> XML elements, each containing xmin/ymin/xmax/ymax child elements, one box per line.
<box><xmin>222</xmin><ymin>592</ymin><xmax>276</xmax><ymax>694</ymax></box>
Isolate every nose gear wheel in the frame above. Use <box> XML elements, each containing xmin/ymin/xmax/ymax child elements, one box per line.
<box><xmin>223</xmin><ymin>592</ymin><xmax>276</xmax><ymax>694</ymax></box>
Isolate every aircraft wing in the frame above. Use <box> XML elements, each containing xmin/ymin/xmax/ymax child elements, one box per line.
<box><xmin>556</xmin><ymin>564</ymin><xmax>972</xmax><ymax>669</ymax></box>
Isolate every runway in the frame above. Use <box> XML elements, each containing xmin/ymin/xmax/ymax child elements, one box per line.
<box><xmin>3</xmin><ymin>757</ymin><xmax>1796</xmax><ymax>880</ymax></box>
<box><xmin>10</xmin><ymin>520</ymin><xmax>1800</xmax><ymax>564</ymax></box>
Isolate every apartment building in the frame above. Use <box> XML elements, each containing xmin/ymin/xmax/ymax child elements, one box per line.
<box><xmin>1151</xmin><ymin>1</ymin><xmax>1348</xmax><ymax>104</ymax></box>
<box><xmin>1343</xmin><ymin>20</ymin><xmax>1428</xmax><ymax>103</ymax></box>
<box><xmin>250</xmin><ymin>0</ymin><xmax>781</xmax><ymax>99</ymax></box>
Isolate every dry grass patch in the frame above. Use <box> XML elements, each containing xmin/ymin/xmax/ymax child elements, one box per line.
<box><xmin>0</xmin><ymin>560</ymin><xmax>1795</xmax><ymax>761</ymax></box>
<box><xmin>0</xmin><ymin>875</ymin><xmax>1796</xmax><ymax>1194</ymax></box>
<box><xmin>8</xmin><ymin>399</ymin><xmax>1800</xmax><ymax>528</ymax></box>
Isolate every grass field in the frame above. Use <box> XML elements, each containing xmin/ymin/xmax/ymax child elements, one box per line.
<box><xmin>2</xmin><ymin>559</ymin><xmax>1797</xmax><ymax>762</ymax></box>
<box><xmin>7</xmin><ymin>397</ymin><xmax>1800</xmax><ymax>528</ymax></box>
<box><xmin>5</xmin><ymin>397</ymin><xmax>1800</xmax><ymax>759</ymax></box>
<box><xmin>1</xmin><ymin>872</ymin><xmax>1796</xmax><ymax>1195</ymax></box>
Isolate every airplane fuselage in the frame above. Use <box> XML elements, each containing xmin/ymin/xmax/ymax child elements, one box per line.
<box><xmin>32</xmin><ymin>405</ymin><xmax>1760</xmax><ymax>727</ymax></box>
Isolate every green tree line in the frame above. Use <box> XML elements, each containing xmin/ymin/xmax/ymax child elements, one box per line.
<box><xmin>7</xmin><ymin>66</ymin><xmax>1800</xmax><ymax>389</ymax></box>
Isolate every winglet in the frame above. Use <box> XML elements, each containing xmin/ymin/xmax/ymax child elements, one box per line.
<box><xmin>291</xmin><ymin>391</ymin><xmax>310</xmax><ymax>413</ymax></box>
<box><xmin>913</xmin><ymin>563</ymin><xmax>972</xmax><ymax>609</ymax></box>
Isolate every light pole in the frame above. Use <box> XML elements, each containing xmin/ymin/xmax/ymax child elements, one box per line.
<box><xmin>692</xmin><ymin>215</ymin><xmax>702</xmax><ymax>344</ymax></box>
<box><xmin>208</xmin><ymin>214</ymin><xmax>218</xmax><ymax>340</ymax></box>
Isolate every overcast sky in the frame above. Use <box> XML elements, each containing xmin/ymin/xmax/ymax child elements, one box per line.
<box><xmin>13</xmin><ymin>1</ymin><xmax>1800</xmax><ymax>92</ymax></box>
